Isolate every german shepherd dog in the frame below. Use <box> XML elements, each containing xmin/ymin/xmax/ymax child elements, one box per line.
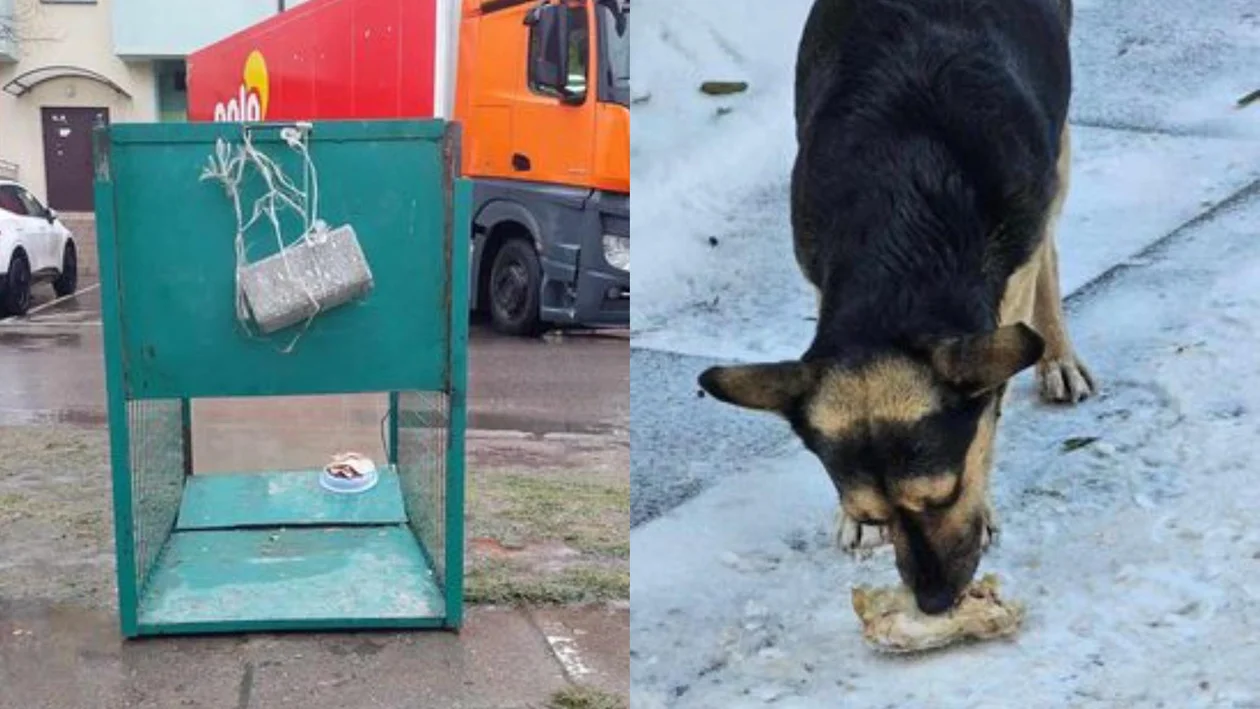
<box><xmin>698</xmin><ymin>0</ymin><xmax>1094</xmax><ymax>615</ymax></box>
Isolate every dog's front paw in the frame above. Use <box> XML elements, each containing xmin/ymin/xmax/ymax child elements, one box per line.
<box><xmin>1038</xmin><ymin>355</ymin><xmax>1096</xmax><ymax>404</ymax></box>
<box><xmin>835</xmin><ymin>506</ymin><xmax>890</xmax><ymax>555</ymax></box>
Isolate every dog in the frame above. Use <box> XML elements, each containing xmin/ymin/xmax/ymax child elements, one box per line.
<box><xmin>698</xmin><ymin>0</ymin><xmax>1093</xmax><ymax>615</ymax></box>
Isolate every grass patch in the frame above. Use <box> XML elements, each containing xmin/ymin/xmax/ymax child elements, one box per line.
<box><xmin>466</xmin><ymin>466</ymin><xmax>629</xmax><ymax>605</ymax></box>
<box><xmin>466</xmin><ymin>560</ymin><xmax>629</xmax><ymax>605</ymax></box>
<box><xmin>0</xmin><ymin>493</ymin><xmax>30</xmax><ymax>523</ymax></box>
<box><xmin>471</xmin><ymin>471</ymin><xmax>628</xmax><ymax>557</ymax></box>
<box><xmin>547</xmin><ymin>686</ymin><xmax>628</xmax><ymax>709</ymax></box>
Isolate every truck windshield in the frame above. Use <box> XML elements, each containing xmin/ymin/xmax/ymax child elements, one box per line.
<box><xmin>597</xmin><ymin>1</ymin><xmax>629</xmax><ymax>106</ymax></box>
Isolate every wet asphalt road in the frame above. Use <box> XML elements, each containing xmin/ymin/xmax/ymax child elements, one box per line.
<box><xmin>630</xmin><ymin>347</ymin><xmax>794</xmax><ymax>527</ymax></box>
<box><xmin>0</xmin><ymin>279</ymin><xmax>628</xmax><ymax>438</ymax></box>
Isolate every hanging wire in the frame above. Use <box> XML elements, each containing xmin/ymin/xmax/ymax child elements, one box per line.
<box><xmin>199</xmin><ymin>123</ymin><xmax>326</xmax><ymax>353</ymax></box>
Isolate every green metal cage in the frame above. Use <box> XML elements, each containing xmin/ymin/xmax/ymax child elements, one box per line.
<box><xmin>93</xmin><ymin>119</ymin><xmax>470</xmax><ymax>637</ymax></box>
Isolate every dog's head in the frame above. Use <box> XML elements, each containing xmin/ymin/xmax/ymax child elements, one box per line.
<box><xmin>698</xmin><ymin>323</ymin><xmax>1043</xmax><ymax>614</ymax></box>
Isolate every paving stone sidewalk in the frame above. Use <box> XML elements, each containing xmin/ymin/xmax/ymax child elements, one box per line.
<box><xmin>0</xmin><ymin>600</ymin><xmax>628</xmax><ymax>709</ymax></box>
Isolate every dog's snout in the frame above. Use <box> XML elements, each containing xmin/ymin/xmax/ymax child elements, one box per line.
<box><xmin>893</xmin><ymin>510</ymin><xmax>985</xmax><ymax>616</ymax></box>
<box><xmin>914</xmin><ymin>586</ymin><xmax>958</xmax><ymax>615</ymax></box>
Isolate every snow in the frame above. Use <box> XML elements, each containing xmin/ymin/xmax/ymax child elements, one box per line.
<box><xmin>630</xmin><ymin>0</ymin><xmax>1260</xmax><ymax>705</ymax></box>
<box><xmin>630</xmin><ymin>0</ymin><xmax>1260</xmax><ymax>362</ymax></box>
<box><xmin>631</xmin><ymin>191</ymin><xmax>1260</xmax><ymax>708</ymax></box>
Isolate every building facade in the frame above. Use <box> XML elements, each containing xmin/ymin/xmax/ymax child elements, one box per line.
<box><xmin>0</xmin><ymin>0</ymin><xmax>298</xmax><ymax>211</ymax></box>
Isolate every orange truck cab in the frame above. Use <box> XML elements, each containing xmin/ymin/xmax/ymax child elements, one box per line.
<box><xmin>455</xmin><ymin>0</ymin><xmax>629</xmax><ymax>334</ymax></box>
<box><xmin>187</xmin><ymin>0</ymin><xmax>629</xmax><ymax>335</ymax></box>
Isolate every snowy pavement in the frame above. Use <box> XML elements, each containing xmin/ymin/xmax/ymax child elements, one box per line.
<box><xmin>631</xmin><ymin>0</ymin><xmax>1260</xmax><ymax>362</ymax></box>
<box><xmin>630</xmin><ymin>0</ymin><xmax>1260</xmax><ymax>704</ymax></box>
<box><xmin>631</xmin><ymin>183</ymin><xmax>1260</xmax><ymax>708</ymax></box>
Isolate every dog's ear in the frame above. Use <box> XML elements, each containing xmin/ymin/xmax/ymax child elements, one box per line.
<box><xmin>917</xmin><ymin>323</ymin><xmax>1045</xmax><ymax>397</ymax></box>
<box><xmin>698</xmin><ymin>361</ymin><xmax>821</xmax><ymax>414</ymax></box>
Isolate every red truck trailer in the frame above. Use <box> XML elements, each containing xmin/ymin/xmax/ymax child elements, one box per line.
<box><xmin>187</xmin><ymin>0</ymin><xmax>630</xmax><ymax>335</ymax></box>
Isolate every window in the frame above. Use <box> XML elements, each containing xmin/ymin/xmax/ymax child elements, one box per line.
<box><xmin>596</xmin><ymin>1</ymin><xmax>629</xmax><ymax>106</ymax></box>
<box><xmin>16</xmin><ymin>188</ymin><xmax>47</xmax><ymax>217</ymax></box>
<box><xmin>528</xmin><ymin>6</ymin><xmax>589</xmax><ymax>101</ymax></box>
<box><xmin>0</xmin><ymin>186</ymin><xmax>29</xmax><ymax>216</ymax></box>
<box><xmin>157</xmin><ymin>60</ymin><xmax>189</xmax><ymax>123</ymax></box>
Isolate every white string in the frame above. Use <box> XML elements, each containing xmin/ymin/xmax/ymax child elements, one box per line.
<box><xmin>199</xmin><ymin>124</ymin><xmax>325</xmax><ymax>353</ymax></box>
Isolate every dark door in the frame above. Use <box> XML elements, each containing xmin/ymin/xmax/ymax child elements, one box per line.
<box><xmin>42</xmin><ymin>107</ymin><xmax>109</xmax><ymax>212</ymax></box>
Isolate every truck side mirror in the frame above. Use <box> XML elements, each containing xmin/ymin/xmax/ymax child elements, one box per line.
<box><xmin>525</xmin><ymin>3</ymin><xmax>575</xmax><ymax>102</ymax></box>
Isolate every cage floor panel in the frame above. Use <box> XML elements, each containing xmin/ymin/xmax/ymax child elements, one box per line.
<box><xmin>137</xmin><ymin>525</ymin><xmax>445</xmax><ymax>630</ymax></box>
<box><xmin>177</xmin><ymin>469</ymin><xmax>408</xmax><ymax>531</ymax></box>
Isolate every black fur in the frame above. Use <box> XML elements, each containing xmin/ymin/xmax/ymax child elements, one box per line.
<box><xmin>792</xmin><ymin>0</ymin><xmax>1073</xmax><ymax>357</ymax></box>
<box><xmin>784</xmin><ymin>0</ymin><xmax>1073</xmax><ymax>611</ymax></box>
<box><xmin>697</xmin><ymin>0</ymin><xmax>1076</xmax><ymax>613</ymax></box>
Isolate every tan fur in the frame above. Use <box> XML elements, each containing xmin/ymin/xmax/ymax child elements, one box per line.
<box><xmin>961</xmin><ymin>404</ymin><xmax>997</xmax><ymax>501</ymax></box>
<box><xmin>893</xmin><ymin>473</ymin><xmax>960</xmax><ymax>512</ymax></box>
<box><xmin>996</xmin><ymin>124</ymin><xmax>1095</xmax><ymax>403</ymax></box>
<box><xmin>926</xmin><ymin>324</ymin><xmax>1042</xmax><ymax>396</ymax></box>
<box><xmin>1030</xmin><ymin>124</ymin><xmax>1073</xmax><ymax>359</ymax></box>
<box><xmin>843</xmin><ymin>486</ymin><xmax>895</xmax><ymax>523</ymax></box>
<box><xmin>945</xmin><ymin>398</ymin><xmax>998</xmax><ymax>538</ymax></box>
<box><xmin>999</xmin><ymin>125</ymin><xmax>1071</xmax><ymax>335</ymax></box>
<box><xmin>889</xmin><ymin>401</ymin><xmax>997</xmax><ymax>563</ymax></box>
<box><xmin>706</xmin><ymin>363</ymin><xmax>818</xmax><ymax>413</ymax></box>
<box><xmin>816</xmin><ymin>123</ymin><xmax>1087</xmax><ymax>557</ymax></box>
<box><xmin>807</xmin><ymin>358</ymin><xmax>940</xmax><ymax>436</ymax></box>
<box><xmin>999</xmin><ymin>242</ymin><xmax>1043</xmax><ymax>328</ymax></box>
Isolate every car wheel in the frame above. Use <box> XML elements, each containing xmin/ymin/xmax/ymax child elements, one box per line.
<box><xmin>2</xmin><ymin>251</ymin><xmax>32</xmax><ymax>317</ymax></box>
<box><xmin>488</xmin><ymin>238</ymin><xmax>544</xmax><ymax>337</ymax></box>
<box><xmin>53</xmin><ymin>241</ymin><xmax>78</xmax><ymax>297</ymax></box>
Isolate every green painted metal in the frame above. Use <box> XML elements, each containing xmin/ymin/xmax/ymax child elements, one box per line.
<box><xmin>137</xmin><ymin>526</ymin><xmax>445</xmax><ymax>629</ymax></box>
<box><xmin>95</xmin><ymin>126</ymin><xmax>140</xmax><ymax>638</ymax></box>
<box><xmin>95</xmin><ymin>118</ymin><xmax>468</xmax><ymax>637</ymax></box>
<box><xmin>176</xmin><ymin>469</ymin><xmax>408</xmax><ymax>531</ymax></box>
<box><xmin>136</xmin><ymin>615</ymin><xmax>449</xmax><ymax>637</ymax></box>
<box><xmin>180</xmin><ymin>398</ymin><xmax>193</xmax><ymax>476</ymax></box>
<box><xmin>443</xmin><ymin>128</ymin><xmax>472</xmax><ymax>629</ymax></box>
<box><xmin>107</xmin><ymin>120</ymin><xmax>452</xmax><ymax>400</ymax></box>
<box><xmin>388</xmin><ymin>391</ymin><xmax>400</xmax><ymax>466</ymax></box>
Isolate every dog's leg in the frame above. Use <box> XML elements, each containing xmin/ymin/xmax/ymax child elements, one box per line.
<box><xmin>1034</xmin><ymin>126</ymin><xmax>1096</xmax><ymax>403</ymax></box>
<box><xmin>980</xmin><ymin>495</ymin><xmax>1001</xmax><ymax>550</ymax></box>
<box><xmin>834</xmin><ymin>505</ymin><xmax>889</xmax><ymax>554</ymax></box>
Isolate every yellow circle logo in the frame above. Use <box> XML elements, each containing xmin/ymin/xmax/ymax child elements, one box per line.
<box><xmin>243</xmin><ymin>51</ymin><xmax>269</xmax><ymax>120</ymax></box>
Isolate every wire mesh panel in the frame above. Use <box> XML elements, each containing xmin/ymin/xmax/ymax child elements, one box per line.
<box><xmin>125</xmin><ymin>399</ymin><xmax>187</xmax><ymax>594</ymax></box>
<box><xmin>397</xmin><ymin>391</ymin><xmax>449</xmax><ymax>583</ymax></box>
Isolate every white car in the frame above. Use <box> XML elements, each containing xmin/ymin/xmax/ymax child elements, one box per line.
<box><xmin>0</xmin><ymin>179</ymin><xmax>78</xmax><ymax>316</ymax></box>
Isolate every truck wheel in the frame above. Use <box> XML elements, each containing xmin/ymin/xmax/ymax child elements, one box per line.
<box><xmin>489</xmin><ymin>238</ymin><xmax>543</xmax><ymax>337</ymax></box>
<box><xmin>53</xmin><ymin>242</ymin><xmax>78</xmax><ymax>297</ymax></box>
<box><xmin>2</xmin><ymin>251</ymin><xmax>31</xmax><ymax>317</ymax></box>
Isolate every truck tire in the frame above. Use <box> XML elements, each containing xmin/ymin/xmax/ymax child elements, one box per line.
<box><xmin>2</xmin><ymin>251</ymin><xmax>31</xmax><ymax>317</ymax></box>
<box><xmin>53</xmin><ymin>242</ymin><xmax>78</xmax><ymax>297</ymax></box>
<box><xmin>488</xmin><ymin>238</ymin><xmax>544</xmax><ymax>337</ymax></box>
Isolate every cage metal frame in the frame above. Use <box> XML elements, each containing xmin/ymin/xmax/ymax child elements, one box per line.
<box><xmin>94</xmin><ymin>118</ymin><xmax>469</xmax><ymax>638</ymax></box>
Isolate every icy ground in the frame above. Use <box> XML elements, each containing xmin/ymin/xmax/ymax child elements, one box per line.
<box><xmin>632</xmin><ymin>192</ymin><xmax>1260</xmax><ymax>707</ymax></box>
<box><xmin>631</xmin><ymin>0</ymin><xmax>1260</xmax><ymax>705</ymax></box>
<box><xmin>631</xmin><ymin>0</ymin><xmax>1260</xmax><ymax>360</ymax></box>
